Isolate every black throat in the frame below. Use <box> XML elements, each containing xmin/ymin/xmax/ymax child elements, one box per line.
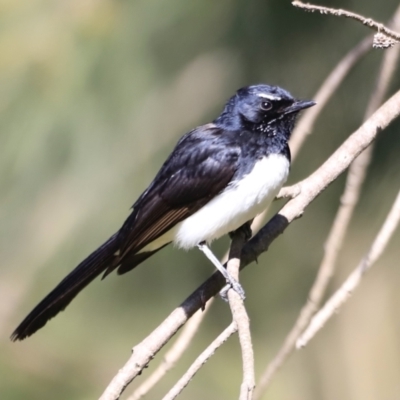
<box><xmin>215</xmin><ymin>112</ymin><xmax>293</xmax><ymax>163</ymax></box>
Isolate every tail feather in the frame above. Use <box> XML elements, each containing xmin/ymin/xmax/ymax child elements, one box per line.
<box><xmin>11</xmin><ymin>234</ymin><xmax>119</xmax><ymax>341</ymax></box>
<box><xmin>116</xmin><ymin>243</ymin><xmax>170</xmax><ymax>275</ymax></box>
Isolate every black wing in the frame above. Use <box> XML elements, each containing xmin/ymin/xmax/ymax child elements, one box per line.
<box><xmin>108</xmin><ymin>124</ymin><xmax>240</xmax><ymax>275</ymax></box>
<box><xmin>11</xmin><ymin>124</ymin><xmax>240</xmax><ymax>341</ymax></box>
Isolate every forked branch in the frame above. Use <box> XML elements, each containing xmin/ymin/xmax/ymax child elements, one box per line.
<box><xmin>99</xmin><ymin>90</ymin><xmax>400</xmax><ymax>400</ymax></box>
<box><xmin>297</xmin><ymin>189</ymin><xmax>400</xmax><ymax>348</ymax></box>
<box><xmin>254</xmin><ymin>10</ymin><xmax>400</xmax><ymax>395</ymax></box>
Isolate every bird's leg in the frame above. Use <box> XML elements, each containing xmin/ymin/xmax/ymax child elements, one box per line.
<box><xmin>220</xmin><ymin>223</ymin><xmax>252</xmax><ymax>300</ymax></box>
<box><xmin>197</xmin><ymin>242</ymin><xmax>246</xmax><ymax>300</ymax></box>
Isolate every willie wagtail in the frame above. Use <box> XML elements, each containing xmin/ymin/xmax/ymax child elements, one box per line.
<box><xmin>11</xmin><ymin>84</ymin><xmax>315</xmax><ymax>341</ymax></box>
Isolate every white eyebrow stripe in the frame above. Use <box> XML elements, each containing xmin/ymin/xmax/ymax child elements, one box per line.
<box><xmin>257</xmin><ymin>93</ymin><xmax>281</xmax><ymax>101</ymax></box>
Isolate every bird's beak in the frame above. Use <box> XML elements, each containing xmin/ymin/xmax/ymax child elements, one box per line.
<box><xmin>284</xmin><ymin>99</ymin><xmax>316</xmax><ymax>114</ymax></box>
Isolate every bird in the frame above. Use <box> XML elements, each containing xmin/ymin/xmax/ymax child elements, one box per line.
<box><xmin>11</xmin><ymin>84</ymin><xmax>315</xmax><ymax>341</ymax></box>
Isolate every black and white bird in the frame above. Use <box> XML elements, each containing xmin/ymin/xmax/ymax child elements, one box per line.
<box><xmin>11</xmin><ymin>84</ymin><xmax>315</xmax><ymax>341</ymax></box>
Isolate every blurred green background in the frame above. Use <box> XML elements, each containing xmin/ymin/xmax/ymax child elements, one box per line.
<box><xmin>1</xmin><ymin>0</ymin><xmax>400</xmax><ymax>399</ymax></box>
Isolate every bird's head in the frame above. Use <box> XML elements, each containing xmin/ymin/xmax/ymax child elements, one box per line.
<box><xmin>215</xmin><ymin>84</ymin><xmax>315</xmax><ymax>135</ymax></box>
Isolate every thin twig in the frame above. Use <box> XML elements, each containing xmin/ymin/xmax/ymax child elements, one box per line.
<box><xmin>160</xmin><ymin>232</ymin><xmax>250</xmax><ymax>400</ymax></box>
<box><xmin>254</xmin><ymin>148</ymin><xmax>371</xmax><ymax>399</ymax></box>
<box><xmin>98</xmin><ymin>90</ymin><xmax>400</xmax><ymax>400</ymax></box>
<box><xmin>227</xmin><ymin>231</ymin><xmax>255</xmax><ymax>400</ymax></box>
<box><xmin>256</xmin><ymin>33</ymin><xmax>367</xmax><ymax>233</ymax></box>
<box><xmin>254</xmin><ymin>9</ymin><xmax>400</xmax><ymax>395</ymax></box>
<box><xmin>267</xmin><ymin>35</ymin><xmax>372</xmax><ymax>227</ymax></box>
<box><xmin>132</xmin><ymin>40</ymin><xmax>398</xmax><ymax>392</ymax></box>
<box><xmin>297</xmin><ymin>189</ymin><xmax>400</xmax><ymax>348</ymax></box>
<box><xmin>292</xmin><ymin>1</ymin><xmax>400</xmax><ymax>42</ymax></box>
<box><xmin>259</xmin><ymin>33</ymin><xmax>374</xmax><ymax>240</ymax></box>
<box><xmin>161</xmin><ymin>323</ymin><xmax>237</xmax><ymax>400</ymax></box>
<box><xmin>289</xmin><ymin>35</ymin><xmax>371</xmax><ymax>158</ymax></box>
<box><xmin>127</xmin><ymin>302</ymin><xmax>212</xmax><ymax>400</ymax></box>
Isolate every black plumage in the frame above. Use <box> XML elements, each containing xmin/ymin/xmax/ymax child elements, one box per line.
<box><xmin>11</xmin><ymin>84</ymin><xmax>315</xmax><ymax>341</ymax></box>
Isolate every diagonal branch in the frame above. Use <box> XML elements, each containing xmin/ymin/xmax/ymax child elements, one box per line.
<box><xmin>161</xmin><ymin>323</ymin><xmax>237</xmax><ymax>400</ymax></box>
<box><xmin>254</xmin><ymin>9</ymin><xmax>400</xmax><ymax>396</ymax></box>
<box><xmin>128</xmin><ymin>39</ymin><xmax>394</xmax><ymax>387</ymax></box>
<box><xmin>161</xmin><ymin>229</ymin><xmax>253</xmax><ymax>400</ymax></box>
<box><xmin>297</xmin><ymin>189</ymin><xmax>400</xmax><ymax>348</ymax></box>
<box><xmin>254</xmin><ymin>147</ymin><xmax>371</xmax><ymax>399</ymax></box>
<box><xmin>98</xmin><ymin>90</ymin><xmax>400</xmax><ymax>400</ymax></box>
<box><xmin>127</xmin><ymin>302</ymin><xmax>212</xmax><ymax>400</ymax></box>
<box><xmin>289</xmin><ymin>35</ymin><xmax>372</xmax><ymax>158</ymax></box>
<box><xmin>257</xmin><ymin>34</ymin><xmax>371</xmax><ymax>233</ymax></box>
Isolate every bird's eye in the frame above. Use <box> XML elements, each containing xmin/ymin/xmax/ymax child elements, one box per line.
<box><xmin>260</xmin><ymin>101</ymin><xmax>272</xmax><ymax>111</ymax></box>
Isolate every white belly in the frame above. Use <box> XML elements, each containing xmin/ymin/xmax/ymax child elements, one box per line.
<box><xmin>138</xmin><ymin>154</ymin><xmax>289</xmax><ymax>252</ymax></box>
<box><xmin>175</xmin><ymin>153</ymin><xmax>289</xmax><ymax>248</ymax></box>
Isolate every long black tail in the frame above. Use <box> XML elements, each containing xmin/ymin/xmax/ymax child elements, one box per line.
<box><xmin>11</xmin><ymin>234</ymin><xmax>119</xmax><ymax>341</ymax></box>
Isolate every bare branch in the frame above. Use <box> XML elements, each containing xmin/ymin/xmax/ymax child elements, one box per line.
<box><xmin>292</xmin><ymin>32</ymin><xmax>400</xmax><ymax>357</ymax></box>
<box><xmin>265</xmin><ymin>33</ymin><xmax>377</xmax><ymax>235</ymax></box>
<box><xmin>292</xmin><ymin>1</ymin><xmax>400</xmax><ymax>43</ymax></box>
<box><xmin>98</xmin><ymin>299</ymin><xmax>214</xmax><ymax>400</ymax></box>
<box><xmin>161</xmin><ymin>230</ymin><xmax>252</xmax><ymax>400</ymax></box>
<box><xmin>274</xmin><ymin>35</ymin><xmax>373</xmax><ymax>222</ymax></box>
<box><xmin>254</xmin><ymin>10</ymin><xmax>400</xmax><ymax>395</ymax></box>
<box><xmin>162</xmin><ymin>323</ymin><xmax>237</xmax><ymax>400</ymax></box>
<box><xmin>254</xmin><ymin>148</ymin><xmax>371</xmax><ymax>399</ymax></box>
<box><xmin>99</xmin><ymin>90</ymin><xmax>400</xmax><ymax>400</ymax></box>
<box><xmin>127</xmin><ymin>302</ymin><xmax>212</xmax><ymax>400</ymax></box>
<box><xmin>227</xmin><ymin>230</ymin><xmax>255</xmax><ymax>400</ymax></box>
<box><xmin>297</xmin><ymin>189</ymin><xmax>400</xmax><ymax>348</ymax></box>
<box><xmin>245</xmin><ymin>89</ymin><xmax>400</xmax><ymax>261</ymax></box>
<box><xmin>276</xmin><ymin>184</ymin><xmax>301</xmax><ymax>200</ymax></box>
<box><xmin>290</xmin><ymin>36</ymin><xmax>372</xmax><ymax>158</ymax></box>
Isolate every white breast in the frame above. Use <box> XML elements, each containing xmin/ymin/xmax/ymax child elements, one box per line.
<box><xmin>174</xmin><ymin>153</ymin><xmax>290</xmax><ymax>249</ymax></box>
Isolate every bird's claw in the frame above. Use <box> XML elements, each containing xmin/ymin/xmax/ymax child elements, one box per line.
<box><xmin>229</xmin><ymin>222</ymin><xmax>253</xmax><ymax>242</ymax></box>
<box><xmin>219</xmin><ymin>280</ymin><xmax>246</xmax><ymax>301</ymax></box>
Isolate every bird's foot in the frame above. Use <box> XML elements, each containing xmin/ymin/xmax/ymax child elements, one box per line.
<box><xmin>219</xmin><ymin>281</ymin><xmax>246</xmax><ymax>301</ymax></box>
<box><xmin>229</xmin><ymin>221</ymin><xmax>252</xmax><ymax>242</ymax></box>
<box><xmin>197</xmin><ymin>242</ymin><xmax>246</xmax><ymax>301</ymax></box>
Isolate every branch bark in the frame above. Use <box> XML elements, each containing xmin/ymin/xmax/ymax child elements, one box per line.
<box><xmin>162</xmin><ymin>323</ymin><xmax>237</xmax><ymax>400</ymax></box>
<box><xmin>292</xmin><ymin>1</ymin><xmax>400</xmax><ymax>43</ymax></box>
<box><xmin>127</xmin><ymin>303</ymin><xmax>212</xmax><ymax>400</ymax></box>
<box><xmin>297</xmin><ymin>189</ymin><xmax>400</xmax><ymax>348</ymax></box>
<box><xmin>254</xmin><ymin>9</ymin><xmax>400</xmax><ymax>395</ymax></box>
<box><xmin>289</xmin><ymin>36</ymin><xmax>372</xmax><ymax>158</ymax></box>
<box><xmin>227</xmin><ymin>231</ymin><xmax>255</xmax><ymax>400</ymax></box>
<box><xmin>99</xmin><ymin>90</ymin><xmax>400</xmax><ymax>400</ymax></box>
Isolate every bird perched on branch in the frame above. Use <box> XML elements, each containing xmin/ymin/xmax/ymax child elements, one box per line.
<box><xmin>11</xmin><ymin>84</ymin><xmax>315</xmax><ymax>341</ymax></box>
